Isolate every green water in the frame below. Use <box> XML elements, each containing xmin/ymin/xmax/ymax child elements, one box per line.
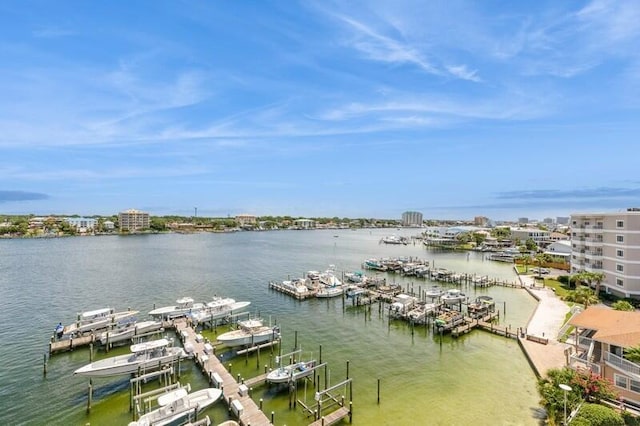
<box><xmin>0</xmin><ymin>229</ymin><xmax>542</xmax><ymax>425</ymax></box>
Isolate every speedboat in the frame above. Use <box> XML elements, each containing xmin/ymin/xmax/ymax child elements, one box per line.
<box><xmin>190</xmin><ymin>299</ymin><xmax>251</xmax><ymax>323</ymax></box>
<box><xmin>266</xmin><ymin>360</ymin><xmax>316</xmax><ymax>384</ymax></box>
<box><xmin>99</xmin><ymin>320</ymin><xmax>163</xmax><ymax>345</ymax></box>
<box><xmin>441</xmin><ymin>289</ymin><xmax>466</xmax><ymax>305</ymax></box>
<box><xmin>129</xmin><ymin>386</ymin><xmax>222</xmax><ymax>426</ymax></box>
<box><xmin>149</xmin><ymin>297</ymin><xmax>205</xmax><ymax>320</ymax></box>
<box><xmin>316</xmin><ymin>286</ymin><xmax>344</xmax><ymax>298</ymax></box>
<box><xmin>58</xmin><ymin>307</ymin><xmax>139</xmax><ymax>338</ymax></box>
<box><xmin>74</xmin><ymin>338</ymin><xmax>187</xmax><ymax>377</ymax></box>
<box><xmin>344</xmin><ymin>271</ymin><xmax>363</xmax><ymax>283</ymax></box>
<box><xmin>216</xmin><ymin>319</ymin><xmax>280</xmax><ymax>348</ymax></box>
<box><xmin>424</xmin><ymin>286</ymin><xmax>444</xmax><ymax>299</ymax></box>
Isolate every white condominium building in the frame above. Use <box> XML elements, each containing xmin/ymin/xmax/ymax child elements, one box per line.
<box><xmin>401</xmin><ymin>211</ymin><xmax>423</xmax><ymax>227</ymax></box>
<box><xmin>571</xmin><ymin>209</ymin><xmax>640</xmax><ymax>299</ymax></box>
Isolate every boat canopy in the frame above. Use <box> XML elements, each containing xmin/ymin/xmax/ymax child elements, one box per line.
<box><xmin>81</xmin><ymin>308</ymin><xmax>113</xmax><ymax>319</ymax></box>
<box><xmin>130</xmin><ymin>338</ymin><xmax>170</xmax><ymax>353</ymax></box>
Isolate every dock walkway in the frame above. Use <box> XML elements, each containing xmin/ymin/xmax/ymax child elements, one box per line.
<box><xmin>308</xmin><ymin>406</ymin><xmax>351</xmax><ymax>426</ymax></box>
<box><xmin>174</xmin><ymin>319</ymin><xmax>272</xmax><ymax>426</ymax></box>
<box><xmin>517</xmin><ymin>274</ymin><xmax>571</xmax><ymax>377</ymax></box>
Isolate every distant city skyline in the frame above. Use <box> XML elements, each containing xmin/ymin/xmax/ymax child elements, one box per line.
<box><xmin>2</xmin><ymin>1</ymin><xmax>639</xmax><ymax>221</ymax></box>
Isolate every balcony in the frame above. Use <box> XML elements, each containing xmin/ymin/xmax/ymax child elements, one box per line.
<box><xmin>605</xmin><ymin>352</ymin><xmax>640</xmax><ymax>380</ymax></box>
<box><xmin>584</xmin><ymin>251</ymin><xmax>603</xmax><ymax>260</ymax></box>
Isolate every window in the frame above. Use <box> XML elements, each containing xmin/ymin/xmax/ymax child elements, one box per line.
<box><xmin>617</xmin><ymin>278</ymin><xmax>624</xmax><ymax>287</ymax></box>
<box><xmin>617</xmin><ymin>249</ymin><xmax>624</xmax><ymax>257</ymax></box>
<box><xmin>617</xmin><ymin>264</ymin><xmax>624</xmax><ymax>272</ymax></box>
<box><xmin>615</xmin><ymin>374</ymin><xmax>628</xmax><ymax>389</ymax></box>
<box><xmin>617</xmin><ymin>220</ymin><xmax>624</xmax><ymax>228</ymax></box>
<box><xmin>617</xmin><ymin>235</ymin><xmax>624</xmax><ymax>243</ymax></box>
<box><xmin>631</xmin><ymin>379</ymin><xmax>640</xmax><ymax>394</ymax></box>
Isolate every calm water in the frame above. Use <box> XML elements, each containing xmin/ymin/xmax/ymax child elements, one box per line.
<box><xmin>0</xmin><ymin>229</ymin><xmax>541</xmax><ymax>425</ymax></box>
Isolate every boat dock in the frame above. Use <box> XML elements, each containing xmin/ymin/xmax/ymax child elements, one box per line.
<box><xmin>174</xmin><ymin>319</ymin><xmax>273</xmax><ymax>426</ymax></box>
<box><xmin>49</xmin><ymin>334</ymin><xmax>98</xmax><ymax>354</ymax></box>
<box><xmin>449</xmin><ymin>313</ymin><xmax>521</xmax><ymax>339</ymax></box>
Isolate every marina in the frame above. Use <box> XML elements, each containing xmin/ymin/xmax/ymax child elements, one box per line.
<box><xmin>2</xmin><ymin>229</ymin><xmax>544</xmax><ymax>425</ymax></box>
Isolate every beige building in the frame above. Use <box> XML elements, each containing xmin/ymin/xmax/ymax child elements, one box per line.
<box><xmin>510</xmin><ymin>227</ymin><xmax>550</xmax><ymax>246</ymax></box>
<box><xmin>568</xmin><ymin>307</ymin><xmax>640</xmax><ymax>406</ymax></box>
<box><xmin>118</xmin><ymin>209</ymin><xmax>150</xmax><ymax>232</ymax></box>
<box><xmin>571</xmin><ymin>209</ymin><xmax>640</xmax><ymax>299</ymax></box>
<box><xmin>235</xmin><ymin>214</ymin><xmax>257</xmax><ymax>228</ymax></box>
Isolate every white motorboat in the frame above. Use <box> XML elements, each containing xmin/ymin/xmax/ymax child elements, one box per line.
<box><xmin>99</xmin><ymin>320</ymin><xmax>163</xmax><ymax>345</ymax></box>
<box><xmin>216</xmin><ymin>319</ymin><xmax>280</xmax><ymax>348</ymax></box>
<box><xmin>344</xmin><ymin>271</ymin><xmax>363</xmax><ymax>283</ymax></box>
<box><xmin>129</xmin><ymin>387</ymin><xmax>222</xmax><ymax>426</ymax></box>
<box><xmin>441</xmin><ymin>289</ymin><xmax>466</xmax><ymax>305</ymax></box>
<box><xmin>190</xmin><ymin>299</ymin><xmax>251</xmax><ymax>323</ymax></box>
<box><xmin>149</xmin><ymin>297</ymin><xmax>205</xmax><ymax>320</ymax></box>
<box><xmin>266</xmin><ymin>359</ymin><xmax>316</xmax><ymax>384</ymax></box>
<box><xmin>57</xmin><ymin>307</ymin><xmax>139</xmax><ymax>338</ymax></box>
<box><xmin>318</xmin><ymin>266</ymin><xmax>342</xmax><ymax>287</ymax></box>
<box><xmin>424</xmin><ymin>286</ymin><xmax>444</xmax><ymax>299</ymax></box>
<box><xmin>316</xmin><ymin>285</ymin><xmax>344</xmax><ymax>298</ymax></box>
<box><xmin>74</xmin><ymin>338</ymin><xmax>187</xmax><ymax>377</ymax></box>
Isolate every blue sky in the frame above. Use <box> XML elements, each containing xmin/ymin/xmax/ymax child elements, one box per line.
<box><xmin>1</xmin><ymin>0</ymin><xmax>639</xmax><ymax>221</ymax></box>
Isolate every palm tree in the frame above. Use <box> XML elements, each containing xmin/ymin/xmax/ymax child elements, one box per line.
<box><xmin>625</xmin><ymin>345</ymin><xmax>640</xmax><ymax>363</ymax></box>
<box><xmin>590</xmin><ymin>272</ymin><xmax>605</xmax><ymax>296</ymax></box>
<box><xmin>573</xmin><ymin>271</ymin><xmax>606</xmax><ymax>296</ymax></box>
<box><xmin>612</xmin><ymin>300</ymin><xmax>635</xmax><ymax>311</ymax></box>
<box><xmin>573</xmin><ymin>287</ymin><xmax>599</xmax><ymax>308</ymax></box>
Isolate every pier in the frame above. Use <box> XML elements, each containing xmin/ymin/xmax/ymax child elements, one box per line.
<box><xmin>174</xmin><ymin>319</ymin><xmax>273</xmax><ymax>426</ymax></box>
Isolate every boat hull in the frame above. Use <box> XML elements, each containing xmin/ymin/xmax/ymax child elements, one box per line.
<box><xmin>74</xmin><ymin>347</ymin><xmax>186</xmax><ymax>377</ymax></box>
<box><xmin>217</xmin><ymin>328</ymin><xmax>279</xmax><ymax>348</ymax></box>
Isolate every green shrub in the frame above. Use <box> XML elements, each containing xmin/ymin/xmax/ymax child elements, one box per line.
<box><xmin>557</xmin><ymin>275</ymin><xmax>570</xmax><ymax>285</ymax></box>
<box><xmin>573</xmin><ymin>403</ymin><xmax>624</xmax><ymax>426</ymax></box>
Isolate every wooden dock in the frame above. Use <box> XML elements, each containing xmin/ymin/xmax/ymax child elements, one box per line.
<box><xmin>308</xmin><ymin>406</ymin><xmax>351</xmax><ymax>426</ymax></box>
<box><xmin>49</xmin><ymin>334</ymin><xmax>97</xmax><ymax>354</ymax></box>
<box><xmin>450</xmin><ymin>313</ymin><xmax>520</xmax><ymax>339</ymax></box>
<box><xmin>174</xmin><ymin>319</ymin><xmax>272</xmax><ymax>426</ymax></box>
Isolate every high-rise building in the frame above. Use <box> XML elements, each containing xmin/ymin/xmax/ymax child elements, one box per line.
<box><xmin>401</xmin><ymin>211</ymin><xmax>423</xmax><ymax>227</ymax></box>
<box><xmin>556</xmin><ymin>216</ymin><xmax>570</xmax><ymax>225</ymax></box>
<box><xmin>571</xmin><ymin>209</ymin><xmax>640</xmax><ymax>299</ymax></box>
<box><xmin>518</xmin><ymin>217</ymin><xmax>529</xmax><ymax>224</ymax></box>
<box><xmin>118</xmin><ymin>209</ymin><xmax>150</xmax><ymax>232</ymax></box>
<box><xmin>474</xmin><ymin>216</ymin><xmax>489</xmax><ymax>226</ymax></box>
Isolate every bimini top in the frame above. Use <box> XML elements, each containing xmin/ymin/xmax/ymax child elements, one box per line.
<box><xmin>81</xmin><ymin>308</ymin><xmax>113</xmax><ymax>320</ymax></box>
<box><xmin>130</xmin><ymin>338</ymin><xmax>170</xmax><ymax>353</ymax></box>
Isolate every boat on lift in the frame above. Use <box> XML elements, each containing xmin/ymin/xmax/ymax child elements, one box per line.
<box><xmin>149</xmin><ymin>297</ymin><xmax>205</xmax><ymax>320</ymax></box>
<box><xmin>74</xmin><ymin>338</ymin><xmax>187</xmax><ymax>377</ymax></box>
<box><xmin>216</xmin><ymin>319</ymin><xmax>280</xmax><ymax>348</ymax></box>
<box><xmin>57</xmin><ymin>307</ymin><xmax>139</xmax><ymax>338</ymax></box>
<box><xmin>129</xmin><ymin>386</ymin><xmax>222</xmax><ymax>426</ymax></box>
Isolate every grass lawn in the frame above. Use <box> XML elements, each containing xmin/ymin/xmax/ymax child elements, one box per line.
<box><xmin>542</xmin><ymin>277</ymin><xmax>572</xmax><ymax>299</ymax></box>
